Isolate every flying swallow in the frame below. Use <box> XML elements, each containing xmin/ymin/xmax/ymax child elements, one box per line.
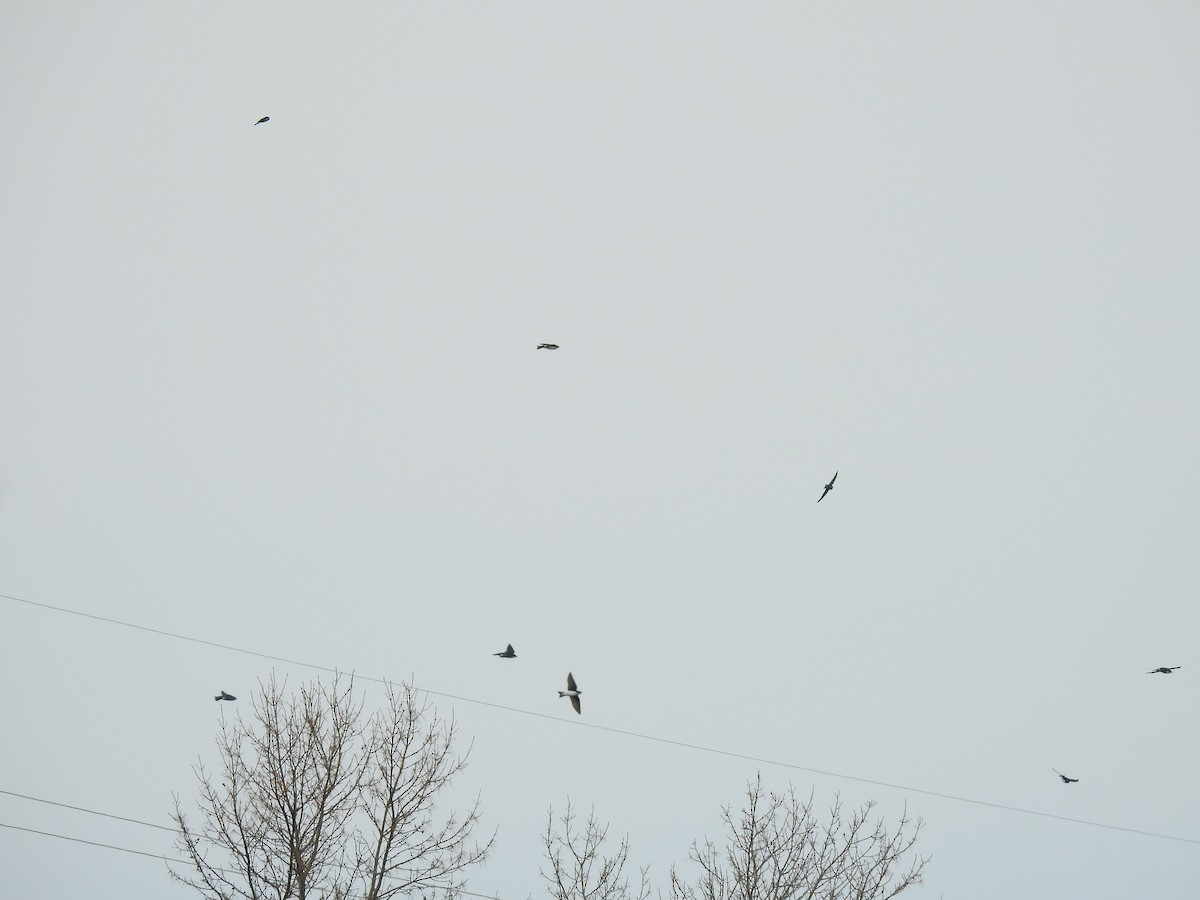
<box><xmin>1052</xmin><ymin>768</ymin><xmax>1078</xmax><ymax>784</ymax></box>
<box><xmin>1147</xmin><ymin>666</ymin><xmax>1181</xmax><ymax>674</ymax></box>
<box><xmin>494</xmin><ymin>644</ymin><xmax>516</xmax><ymax>658</ymax></box>
<box><xmin>558</xmin><ymin>672</ymin><xmax>581</xmax><ymax>714</ymax></box>
<box><xmin>254</xmin><ymin>116</ymin><xmax>270</xmax><ymax>125</ymax></box>
<box><xmin>536</xmin><ymin>343</ymin><xmax>559</xmax><ymax>350</ymax></box>
<box><xmin>214</xmin><ymin>691</ymin><xmax>237</xmax><ymax>701</ymax></box>
<box><xmin>818</xmin><ymin>471</ymin><xmax>838</xmax><ymax>502</ymax></box>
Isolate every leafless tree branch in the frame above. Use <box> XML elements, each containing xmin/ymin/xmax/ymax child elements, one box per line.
<box><xmin>540</xmin><ymin>800</ymin><xmax>650</xmax><ymax>900</ymax></box>
<box><xmin>670</xmin><ymin>773</ymin><xmax>928</xmax><ymax>900</ymax></box>
<box><xmin>172</xmin><ymin>675</ymin><xmax>491</xmax><ymax>900</ymax></box>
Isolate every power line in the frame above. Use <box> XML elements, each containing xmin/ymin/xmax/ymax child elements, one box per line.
<box><xmin>0</xmin><ymin>788</ymin><xmax>174</xmax><ymax>832</ymax></box>
<box><xmin>1</xmin><ymin>789</ymin><xmax>498</xmax><ymax>898</ymax></box>
<box><xmin>0</xmin><ymin>819</ymin><xmax>503</xmax><ymax>900</ymax></box>
<box><xmin>5</xmin><ymin>590</ymin><xmax>1200</xmax><ymax>847</ymax></box>
<box><xmin>1</xmin><ymin>820</ymin><xmax>179</xmax><ymax>863</ymax></box>
<box><xmin>1</xmin><ymin>591</ymin><xmax>342</xmax><ymax>676</ymax></box>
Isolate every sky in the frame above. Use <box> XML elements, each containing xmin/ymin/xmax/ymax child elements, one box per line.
<box><xmin>2</xmin><ymin>2</ymin><xmax>1199</xmax><ymax>898</ymax></box>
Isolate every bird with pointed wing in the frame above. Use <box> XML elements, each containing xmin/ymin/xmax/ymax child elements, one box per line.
<box><xmin>558</xmin><ymin>672</ymin><xmax>581</xmax><ymax>714</ymax></box>
<box><xmin>818</xmin><ymin>471</ymin><xmax>838</xmax><ymax>502</ymax></box>
<box><xmin>494</xmin><ymin>644</ymin><xmax>516</xmax><ymax>659</ymax></box>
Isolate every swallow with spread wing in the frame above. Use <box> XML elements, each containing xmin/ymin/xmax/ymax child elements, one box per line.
<box><xmin>558</xmin><ymin>672</ymin><xmax>581</xmax><ymax>714</ymax></box>
<box><xmin>818</xmin><ymin>471</ymin><xmax>838</xmax><ymax>502</ymax></box>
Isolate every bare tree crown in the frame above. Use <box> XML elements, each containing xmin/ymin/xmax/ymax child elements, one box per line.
<box><xmin>540</xmin><ymin>801</ymin><xmax>651</xmax><ymax>900</ymax></box>
<box><xmin>670</xmin><ymin>774</ymin><xmax>928</xmax><ymax>900</ymax></box>
<box><xmin>172</xmin><ymin>675</ymin><xmax>492</xmax><ymax>900</ymax></box>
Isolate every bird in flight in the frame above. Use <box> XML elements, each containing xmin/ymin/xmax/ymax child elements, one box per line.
<box><xmin>1052</xmin><ymin>768</ymin><xmax>1078</xmax><ymax>784</ymax></box>
<box><xmin>494</xmin><ymin>643</ymin><xmax>517</xmax><ymax>658</ymax></box>
<box><xmin>254</xmin><ymin>116</ymin><xmax>270</xmax><ymax>125</ymax></box>
<box><xmin>1146</xmin><ymin>666</ymin><xmax>1181</xmax><ymax>674</ymax></box>
<box><xmin>558</xmin><ymin>672</ymin><xmax>581</xmax><ymax>714</ymax></box>
<box><xmin>214</xmin><ymin>691</ymin><xmax>237</xmax><ymax>702</ymax></box>
<box><xmin>818</xmin><ymin>471</ymin><xmax>838</xmax><ymax>502</ymax></box>
<box><xmin>536</xmin><ymin>343</ymin><xmax>560</xmax><ymax>350</ymax></box>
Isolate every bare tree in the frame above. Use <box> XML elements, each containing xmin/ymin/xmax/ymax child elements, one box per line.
<box><xmin>172</xmin><ymin>675</ymin><xmax>493</xmax><ymax>900</ymax></box>
<box><xmin>670</xmin><ymin>774</ymin><xmax>927</xmax><ymax>900</ymax></box>
<box><xmin>540</xmin><ymin>801</ymin><xmax>651</xmax><ymax>900</ymax></box>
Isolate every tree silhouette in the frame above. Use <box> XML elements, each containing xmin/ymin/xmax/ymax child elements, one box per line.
<box><xmin>172</xmin><ymin>675</ymin><xmax>492</xmax><ymax>900</ymax></box>
<box><xmin>540</xmin><ymin>800</ymin><xmax>650</xmax><ymax>900</ymax></box>
<box><xmin>670</xmin><ymin>774</ymin><xmax>927</xmax><ymax>900</ymax></box>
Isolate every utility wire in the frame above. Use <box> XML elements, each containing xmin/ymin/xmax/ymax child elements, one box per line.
<box><xmin>0</xmin><ymin>819</ymin><xmax>503</xmax><ymax>900</ymax></box>
<box><xmin>1</xmin><ymin>820</ymin><xmax>178</xmax><ymax>863</ymax></box>
<box><xmin>5</xmin><ymin>590</ymin><xmax>1199</xmax><ymax>847</ymax></box>
<box><xmin>0</xmin><ymin>788</ymin><xmax>174</xmax><ymax>832</ymax></box>
<box><xmin>0</xmin><ymin>789</ymin><xmax>497</xmax><ymax>898</ymax></box>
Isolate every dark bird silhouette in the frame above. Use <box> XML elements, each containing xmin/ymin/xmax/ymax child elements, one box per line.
<box><xmin>558</xmin><ymin>672</ymin><xmax>581</xmax><ymax>714</ymax></box>
<box><xmin>494</xmin><ymin>643</ymin><xmax>516</xmax><ymax>659</ymax></box>
<box><xmin>214</xmin><ymin>691</ymin><xmax>236</xmax><ymax>702</ymax></box>
<box><xmin>817</xmin><ymin>471</ymin><xmax>838</xmax><ymax>502</ymax></box>
<box><xmin>1052</xmin><ymin>768</ymin><xmax>1078</xmax><ymax>784</ymax></box>
<box><xmin>536</xmin><ymin>343</ymin><xmax>559</xmax><ymax>350</ymax></box>
<box><xmin>254</xmin><ymin>116</ymin><xmax>270</xmax><ymax>125</ymax></box>
<box><xmin>1147</xmin><ymin>666</ymin><xmax>1181</xmax><ymax>674</ymax></box>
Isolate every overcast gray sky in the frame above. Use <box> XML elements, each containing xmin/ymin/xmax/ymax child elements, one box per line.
<box><xmin>3</xmin><ymin>3</ymin><xmax>1199</xmax><ymax>898</ymax></box>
